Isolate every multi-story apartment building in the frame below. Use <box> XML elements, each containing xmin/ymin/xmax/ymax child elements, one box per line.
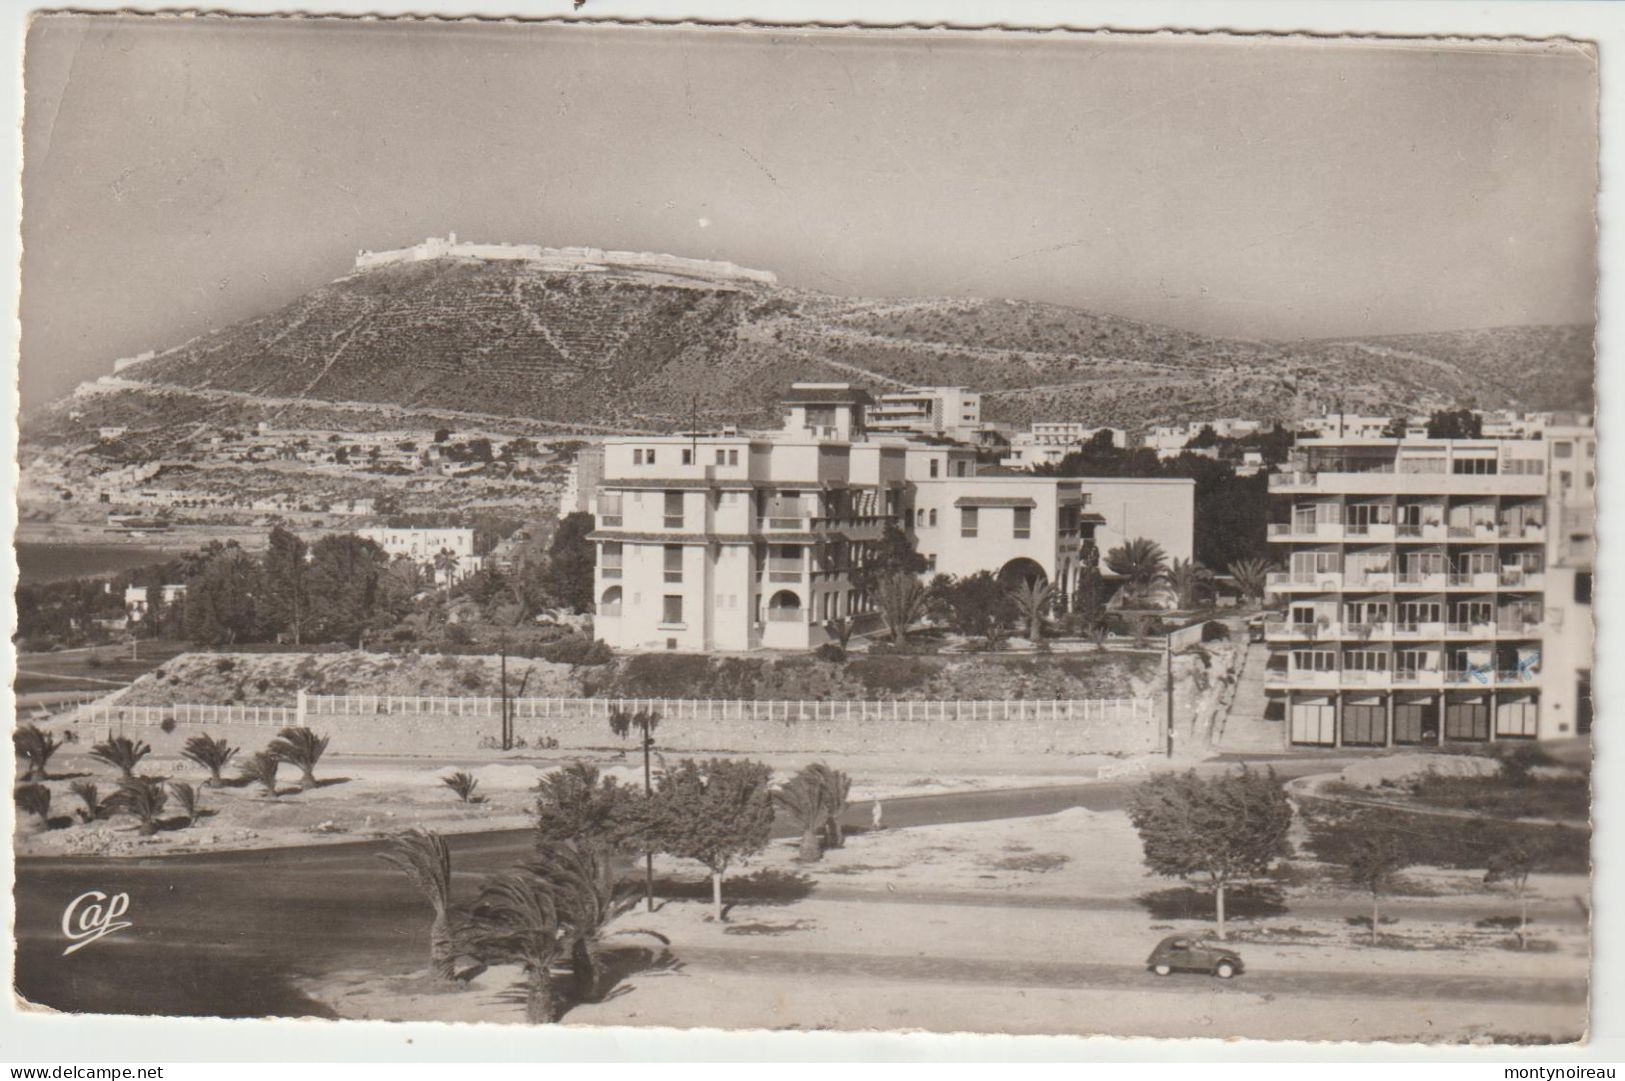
<box><xmin>1263</xmin><ymin>431</ymin><xmax>1592</xmax><ymax>746</ymax></box>
<box><xmin>358</xmin><ymin>526</ymin><xmax>482</xmax><ymax>583</ymax></box>
<box><xmin>867</xmin><ymin>386</ymin><xmax>982</xmax><ymax>441</ymax></box>
<box><xmin>1005</xmin><ymin>423</ymin><xmax>1128</xmax><ymax>468</ymax></box>
<box><xmin>588</xmin><ymin>383</ymin><xmax>1195</xmax><ymax>652</ymax></box>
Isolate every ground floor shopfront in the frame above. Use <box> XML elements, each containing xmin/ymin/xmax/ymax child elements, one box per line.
<box><xmin>1269</xmin><ymin>689</ymin><xmax>1542</xmax><ymax>748</ymax></box>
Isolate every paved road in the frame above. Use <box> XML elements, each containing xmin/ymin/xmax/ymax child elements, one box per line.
<box><xmin>14</xmin><ymin>761</ymin><xmax>1572</xmax><ymax>1020</ymax></box>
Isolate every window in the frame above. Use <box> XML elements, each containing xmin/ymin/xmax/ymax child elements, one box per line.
<box><xmin>600</xmin><ymin>542</ymin><xmax>623</xmax><ymax>578</ymax></box>
<box><xmin>682</xmin><ymin>448</ymin><xmax>693</xmax><ymax>465</ymax></box>
<box><xmin>1576</xmin><ymin>571</ymin><xmax>1593</xmax><ymax>605</ymax></box>
<box><xmin>929</xmin><ymin>509</ymin><xmax>938</xmax><ymax>527</ymax></box>
<box><xmin>1013</xmin><ymin>507</ymin><xmax>1032</xmax><ymax>539</ymax></box>
<box><xmin>956</xmin><ymin>461</ymin><xmax>969</xmax><ymax>477</ymax></box>
<box><xmin>598</xmin><ymin>492</ymin><xmax>623</xmax><ymax>527</ymax></box>
<box><xmin>715</xmin><ymin>449</ymin><xmax>726</xmax><ymax>465</ymax></box>
<box><xmin>633</xmin><ymin>449</ymin><xmax>644</xmax><ymax>466</ymax></box>
<box><xmin>728</xmin><ymin>449</ymin><xmax>739</xmax><ymax>466</ymax></box>
<box><xmin>1344</xmin><ymin>651</ymin><xmax>1388</xmax><ymax>671</ymax></box>
<box><xmin>961</xmin><ymin>507</ymin><xmax>979</xmax><ymax>538</ymax></box>
<box><xmin>1554</xmin><ymin>441</ymin><xmax>1573</xmax><ymax>459</ymax></box>
<box><xmin>664</xmin><ymin>544</ymin><xmax>683</xmax><ymax>583</ymax></box>
<box><xmin>929</xmin><ymin>459</ymin><xmax>940</xmax><ymax>479</ymax></box>
<box><xmin>1452</xmin><ymin>457</ymin><xmax>1497</xmax><ymax>475</ymax></box>
<box><xmin>925</xmin><ymin>554</ymin><xmax>937</xmax><ymax>571</ymax></box>
<box><xmin>1292</xmin><ymin>650</ymin><xmax>1335</xmax><ymax>672</ymax></box>
<box><xmin>662</xmin><ymin>595</ymin><xmax>684</xmax><ymax>626</ymax></box>
<box><xmin>664</xmin><ymin>491</ymin><xmax>684</xmax><ymax>529</ymax></box>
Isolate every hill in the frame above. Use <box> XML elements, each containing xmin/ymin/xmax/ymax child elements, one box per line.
<box><xmin>27</xmin><ymin>252</ymin><xmax>1594</xmax><ymax>447</ymax></box>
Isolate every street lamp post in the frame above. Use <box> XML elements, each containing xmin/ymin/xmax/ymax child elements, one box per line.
<box><xmin>1165</xmin><ymin>630</ymin><xmax>1176</xmax><ymax>759</ymax></box>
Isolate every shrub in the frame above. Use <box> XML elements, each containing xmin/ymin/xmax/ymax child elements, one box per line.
<box><xmin>444</xmin><ymin>624</ymin><xmax>475</xmax><ymax>646</ymax></box>
<box><xmin>1202</xmin><ymin>621</ymin><xmax>1231</xmax><ymax>642</ymax></box>
<box><xmin>159</xmin><ymin>716</ymin><xmax>177</xmax><ymax>734</ymax></box>
<box><xmin>846</xmin><ymin>655</ymin><xmax>936</xmax><ymax>693</ymax></box>
<box><xmin>459</xmin><ymin>669</ymin><xmax>485</xmax><ymax>691</ymax></box>
<box><xmin>541</xmin><ymin>635</ymin><xmax>613</xmax><ymax>666</ymax></box>
<box><xmin>813</xmin><ymin>643</ymin><xmax>847</xmax><ymax>663</ymax></box>
<box><xmin>85</xmin><ymin>654</ymin><xmax>105</xmax><ymax>669</ymax></box>
<box><xmin>616</xmin><ymin>653</ymin><xmax>715</xmax><ymax>697</ymax></box>
<box><xmin>215</xmin><ymin>658</ymin><xmax>236</xmax><ymax>673</ymax></box>
<box><xmin>70</xmin><ymin>781</ymin><xmax>106</xmax><ymax>822</ymax></box>
<box><xmin>256</xmin><ymin>678</ymin><xmax>272</xmax><ymax>693</ymax></box>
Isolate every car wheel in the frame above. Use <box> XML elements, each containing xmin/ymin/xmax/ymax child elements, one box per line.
<box><xmin>1153</xmin><ymin>964</ymin><xmax>1172</xmax><ymax>976</ymax></box>
<box><xmin>1215</xmin><ymin>961</ymin><xmax>1236</xmax><ymax>979</ymax></box>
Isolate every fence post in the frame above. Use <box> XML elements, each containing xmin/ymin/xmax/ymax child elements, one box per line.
<box><xmin>296</xmin><ymin>689</ymin><xmax>307</xmax><ymax>728</ymax></box>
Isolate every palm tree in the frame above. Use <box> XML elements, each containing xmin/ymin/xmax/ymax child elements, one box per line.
<box><xmin>442</xmin><ymin>771</ymin><xmax>481</xmax><ymax>803</ymax></box>
<box><xmin>526</xmin><ymin>841</ymin><xmax>667</xmax><ymax>1004</ymax></box>
<box><xmin>14</xmin><ymin>783</ymin><xmax>51</xmax><ymax>826</ymax></box>
<box><xmin>111</xmin><ymin>776</ymin><xmax>168</xmax><ymax>836</ymax></box>
<box><xmin>90</xmin><ymin>735</ymin><xmax>152</xmax><ymax>779</ymax></box>
<box><xmin>1227</xmin><ymin>558</ymin><xmax>1275</xmax><ymax>605</ymax></box>
<box><xmin>181</xmin><ymin>734</ymin><xmax>238</xmax><ymax>787</ymax></box>
<box><xmin>823</xmin><ymin>616</ymin><xmax>854</xmax><ymax>649</ymax></box>
<box><xmin>433</xmin><ymin>548</ymin><xmax>462</xmax><ymax>585</ymax></box>
<box><xmin>13</xmin><ymin>724</ymin><xmax>62</xmax><ymax>782</ymax></box>
<box><xmin>269</xmin><ymin>726</ymin><xmax>330</xmax><ymax>787</ymax></box>
<box><xmin>239</xmin><ymin>751</ymin><xmax>281</xmax><ymax>797</ymax></box>
<box><xmin>1105</xmin><ymin>538</ymin><xmax>1169</xmax><ymax>602</ymax></box>
<box><xmin>812</xmin><ymin>763</ymin><xmax>852</xmax><ymax>850</ymax></box>
<box><xmin>461</xmin><ymin>870</ymin><xmax>569</xmax><ymax>1023</ymax></box>
<box><xmin>875</xmin><ymin>573</ymin><xmax>930</xmax><ymax>643</ymax></box>
<box><xmin>378</xmin><ymin>829</ymin><xmax>459</xmax><ymax>981</ymax></box>
<box><xmin>774</xmin><ymin>769</ymin><xmax>833</xmax><ymax>862</ymax></box>
<box><xmin>168</xmin><ymin>781</ymin><xmax>201</xmax><ymax>827</ymax></box>
<box><xmin>1010</xmin><ymin>578</ymin><xmax>1055</xmax><ymax>642</ymax></box>
<box><xmin>70</xmin><ymin>781</ymin><xmax>106</xmax><ymax>823</ymax></box>
<box><xmin>1166</xmin><ymin>558</ymin><xmax>1216</xmax><ymax>610</ymax></box>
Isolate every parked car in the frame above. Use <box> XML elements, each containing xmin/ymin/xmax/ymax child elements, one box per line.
<box><xmin>1145</xmin><ymin>934</ymin><xmax>1244</xmax><ymax>979</ymax></box>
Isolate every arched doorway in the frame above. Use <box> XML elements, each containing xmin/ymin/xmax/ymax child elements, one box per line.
<box><xmin>767</xmin><ymin>589</ymin><xmax>804</xmax><ymax>622</ymax></box>
<box><xmin>998</xmin><ymin>557</ymin><xmax>1048</xmax><ymax>589</ymax></box>
<box><xmin>598</xmin><ymin>586</ymin><xmax>623</xmax><ymax>616</ymax></box>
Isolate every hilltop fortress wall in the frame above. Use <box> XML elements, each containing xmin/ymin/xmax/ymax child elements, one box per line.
<box><xmin>353</xmin><ymin>233</ymin><xmax>778</xmax><ymax>286</ymax></box>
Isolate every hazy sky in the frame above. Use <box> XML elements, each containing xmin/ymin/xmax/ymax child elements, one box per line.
<box><xmin>19</xmin><ymin>16</ymin><xmax>1598</xmax><ymax>407</ymax></box>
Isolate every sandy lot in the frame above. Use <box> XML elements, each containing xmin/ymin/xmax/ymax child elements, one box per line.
<box><xmin>13</xmin><ymin>743</ymin><xmax>1141</xmax><ymax>857</ymax></box>
<box><xmin>295</xmin><ymin>807</ymin><xmax>1589</xmax><ymax>1043</ymax></box>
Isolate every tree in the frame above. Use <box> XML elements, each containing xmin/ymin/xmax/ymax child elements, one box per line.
<box><xmin>607</xmin><ymin>709</ymin><xmax>662</xmax><ymax>910</ymax></box>
<box><xmin>14</xmin><ymin>784</ymin><xmax>51</xmax><ymax>827</ymax></box>
<box><xmin>261</xmin><ymin>526</ymin><xmax>309</xmax><ymax>644</ymax></box>
<box><xmin>1426</xmin><ymin>408</ymin><xmax>1483</xmax><ymax>440</ymax></box>
<box><xmin>168</xmin><ymin>781</ymin><xmax>201</xmax><ymax>828</ymax></box>
<box><xmin>269</xmin><ymin>726</ymin><xmax>330</xmax><ymax>787</ymax></box>
<box><xmin>875</xmin><ymin>573</ymin><xmax>930</xmax><ymax>643</ymax></box>
<box><xmin>1381</xmin><ymin>416</ymin><xmax>1411</xmax><ymax>439</ymax></box>
<box><xmin>239</xmin><ymin>751</ymin><xmax>281</xmax><ymax>797</ymax></box>
<box><xmin>90</xmin><ymin>735</ymin><xmax>151</xmax><ymax>779</ymax></box>
<box><xmin>543</xmin><ymin>512</ymin><xmax>597</xmax><ymax>612</ymax></box>
<box><xmin>525</xmin><ymin>840</ymin><xmax>667</xmax><ymax>1004</ymax></box>
<box><xmin>183</xmin><ymin>545</ymin><xmax>262</xmax><ymax>646</ymax></box>
<box><xmin>823</xmin><ymin>616</ymin><xmax>854</xmax><ymax>650</ymax></box>
<box><xmin>1105</xmin><ymin>538</ymin><xmax>1169</xmax><ymax>602</ymax></box>
<box><xmin>774</xmin><ymin>765</ymin><xmax>837</xmax><ymax>862</ymax></box>
<box><xmin>461</xmin><ymin>869</ymin><xmax>569</xmax><ymax>1023</ymax></box>
<box><xmin>1344</xmin><ymin>831</ymin><xmax>1411</xmax><ymax>945</ymax></box>
<box><xmin>110</xmin><ymin>776</ymin><xmax>169</xmax><ymax>836</ymax></box>
<box><xmin>938</xmin><ymin>571</ymin><xmax>1017</xmax><ymax>648</ymax></box>
<box><xmin>13</xmin><ymin>724</ymin><xmax>62</xmax><ymax>782</ymax></box>
<box><xmin>1227</xmin><ymin>558</ymin><xmax>1274</xmax><ymax>605</ymax></box>
<box><xmin>851</xmin><ymin>521</ymin><xmax>927</xmax><ymax>599</ymax></box>
<box><xmin>1187</xmin><ymin>424</ymin><xmax>1219</xmax><ymax>449</ymax></box>
<box><xmin>378</xmin><ymin>829</ymin><xmax>459</xmax><ymax>981</ymax></box>
<box><xmin>1166</xmin><ymin>558</ymin><xmax>1216</xmax><ymax>610</ymax></box>
<box><xmin>1010</xmin><ymin>577</ymin><xmax>1055</xmax><ymax>642</ymax></box>
<box><xmin>1073</xmin><ymin>561</ymin><xmax>1108</xmax><ymax>638</ymax></box>
<box><xmin>305</xmin><ymin>533</ymin><xmax>391</xmax><ymax>644</ymax></box>
<box><xmin>1126</xmin><ymin>766</ymin><xmax>1294</xmax><ymax>939</ymax></box>
<box><xmin>432</xmin><ymin>548</ymin><xmax>462</xmax><ymax>585</ymax></box>
<box><xmin>652</xmin><ymin>758</ymin><xmax>775</xmax><ymax>921</ymax></box>
<box><xmin>1485</xmin><ymin>839</ymin><xmax>1538</xmax><ymax>949</ymax></box>
<box><xmin>534</xmin><ymin>763</ymin><xmax>647</xmax><ymax>854</ymax></box>
<box><xmin>181</xmin><ymin>734</ymin><xmax>238</xmax><ymax>787</ymax></box>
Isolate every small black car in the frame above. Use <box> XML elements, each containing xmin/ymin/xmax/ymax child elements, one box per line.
<box><xmin>1146</xmin><ymin>934</ymin><xmax>1244</xmax><ymax>979</ymax></box>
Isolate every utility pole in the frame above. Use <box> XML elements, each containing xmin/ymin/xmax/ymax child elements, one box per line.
<box><xmin>1165</xmin><ymin>631</ymin><xmax>1175</xmax><ymax>759</ymax></box>
<box><xmin>641</xmin><ymin>716</ymin><xmax>656</xmax><ymax>913</ymax></box>
<box><xmin>499</xmin><ymin>632</ymin><xmax>511</xmax><ymax>751</ymax></box>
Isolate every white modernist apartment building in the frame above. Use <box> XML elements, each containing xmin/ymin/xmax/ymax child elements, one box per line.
<box><xmin>1004</xmin><ymin>422</ymin><xmax>1129</xmax><ymax>469</ymax></box>
<box><xmin>358</xmin><ymin>526</ymin><xmax>482</xmax><ymax>583</ymax></box>
<box><xmin>1264</xmin><ymin>428</ymin><xmax>1595</xmax><ymax>746</ymax></box>
<box><xmin>866</xmin><ymin>386</ymin><xmax>983</xmax><ymax>441</ymax></box>
<box><xmin>588</xmin><ymin>383</ymin><xmax>1193</xmax><ymax>652</ymax></box>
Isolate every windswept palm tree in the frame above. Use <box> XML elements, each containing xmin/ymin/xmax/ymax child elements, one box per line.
<box><xmin>90</xmin><ymin>735</ymin><xmax>152</xmax><ymax>779</ymax></box>
<box><xmin>774</xmin><ymin>770</ymin><xmax>833</xmax><ymax>862</ymax></box>
<box><xmin>239</xmin><ymin>750</ymin><xmax>281</xmax><ymax>797</ymax></box>
<box><xmin>110</xmin><ymin>776</ymin><xmax>168</xmax><ymax>836</ymax></box>
<box><xmin>525</xmin><ymin>841</ymin><xmax>668</xmax><ymax>1004</ymax></box>
<box><xmin>181</xmin><ymin>734</ymin><xmax>238</xmax><ymax>787</ymax></box>
<box><xmin>1166</xmin><ymin>558</ymin><xmax>1217</xmax><ymax>610</ymax></box>
<box><xmin>461</xmin><ymin>870</ymin><xmax>568</xmax><ymax>1023</ymax></box>
<box><xmin>875</xmin><ymin>573</ymin><xmax>930</xmax><ymax>644</ymax></box>
<box><xmin>269</xmin><ymin>726</ymin><xmax>330</xmax><ymax>787</ymax></box>
<box><xmin>1227</xmin><ymin>558</ymin><xmax>1275</xmax><ymax>605</ymax></box>
<box><xmin>168</xmin><ymin>781</ymin><xmax>201</xmax><ymax>828</ymax></box>
<box><xmin>378</xmin><ymin>829</ymin><xmax>459</xmax><ymax>981</ymax></box>
<box><xmin>1010</xmin><ymin>578</ymin><xmax>1056</xmax><ymax>642</ymax></box>
<box><xmin>433</xmin><ymin>548</ymin><xmax>462</xmax><ymax>585</ymax></box>
<box><xmin>1105</xmin><ymin>538</ymin><xmax>1169</xmax><ymax>602</ymax></box>
<box><xmin>14</xmin><ymin>783</ymin><xmax>51</xmax><ymax>826</ymax></box>
<box><xmin>812</xmin><ymin>763</ymin><xmax>852</xmax><ymax>850</ymax></box>
<box><xmin>13</xmin><ymin>724</ymin><xmax>62</xmax><ymax>782</ymax></box>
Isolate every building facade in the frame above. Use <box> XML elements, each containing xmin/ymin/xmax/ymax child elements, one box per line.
<box><xmin>358</xmin><ymin>527</ymin><xmax>482</xmax><ymax>583</ymax></box>
<box><xmin>1263</xmin><ymin>433</ymin><xmax>1590</xmax><ymax>746</ymax></box>
<box><xmin>587</xmin><ymin>384</ymin><xmax>1196</xmax><ymax>652</ymax></box>
<box><xmin>867</xmin><ymin>386</ymin><xmax>983</xmax><ymax>441</ymax></box>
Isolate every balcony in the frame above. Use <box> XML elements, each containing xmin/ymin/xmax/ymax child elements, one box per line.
<box><xmin>1264</xmin><ymin>618</ymin><xmax>1331</xmax><ymax>642</ymax></box>
<box><xmin>599</xmin><ymin>514</ymin><xmax>623</xmax><ymax>528</ymax></box>
<box><xmin>764</xmin><ymin>559</ymin><xmax>805</xmax><ymax>583</ymax></box>
<box><xmin>1498</xmin><ymin>568</ymin><xmax>1545</xmax><ymax>590</ymax></box>
<box><xmin>1499</xmin><ymin>523</ymin><xmax>1546</xmax><ymax>543</ymax></box>
<box><xmin>1345</xmin><ymin>572</ymin><xmax>1395</xmax><ymax>590</ymax></box>
<box><xmin>1342</xmin><ymin>622</ymin><xmax>1392</xmax><ymax>641</ymax></box>
<box><xmin>1395</xmin><ymin>571</ymin><xmax>1448</xmax><ymax>591</ymax></box>
<box><xmin>1343</xmin><ymin>523</ymin><xmax>1396</xmax><ymax>543</ymax></box>
<box><xmin>1268</xmin><ymin>472</ymin><xmax>1319</xmax><ymax>491</ymax></box>
<box><xmin>766</xmin><ymin>607</ymin><xmax>807</xmax><ymax>623</ymax></box>
<box><xmin>1395</xmin><ymin>522</ymin><xmax>1447</xmax><ymax>542</ymax></box>
<box><xmin>1265</xmin><ymin>668</ymin><xmax>1342</xmax><ymax>689</ymax></box>
<box><xmin>1340</xmin><ymin>669</ymin><xmax>1392</xmax><ymax>688</ymax></box>
<box><xmin>1392</xmin><ymin>621</ymin><xmax>1446</xmax><ymax>638</ymax></box>
<box><xmin>663</xmin><ymin>515</ymin><xmax>686</xmax><ymax>530</ymax></box>
<box><xmin>1445</xmin><ymin>622</ymin><xmax>1497</xmax><ymax>638</ymax></box>
<box><xmin>757</xmin><ymin>515</ymin><xmax>810</xmax><ymax>532</ymax></box>
<box><xmin>600</xmin><ymin>566</ymin><xmax>622</xmax><ymax>579</ymax></box>
<box><xmin>597</xmin><ymin>603</ymin><xmax>622</xmax><ymax>618</ymax></box>
<box><xmin>1267</xmin><ymin>572</ymin><xmax>1344</xmax><ymax>593</ymax></box>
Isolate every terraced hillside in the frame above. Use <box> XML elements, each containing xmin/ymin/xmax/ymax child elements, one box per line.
<box><xmin>27</xmin><ymin>255</ymin><xmax>1594</xmax><ymax>444</ymax></box>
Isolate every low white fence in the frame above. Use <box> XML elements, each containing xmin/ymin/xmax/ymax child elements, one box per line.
<box><xmin>301</xmin><ymin>693</ymin><xmax>1151</xmax><ymax>726</ymax></box>
<box><xmin>66</xmin><ymin>693</ymin><xmax>1152</xmax><ymax>729</ymax></box>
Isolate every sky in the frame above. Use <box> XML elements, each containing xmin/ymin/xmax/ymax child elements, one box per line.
<box><xmin>18</xmin><ymin>16</ymin><xmax>1598</xmax><ymax>407</ymax></box>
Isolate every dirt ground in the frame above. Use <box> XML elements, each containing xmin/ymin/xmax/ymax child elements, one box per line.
<box><xmin>295</xmin><ymin>807</ymin><xmax>1590</xmax><ymax>1043</ymax></box>
<box><xmin>13</xmin><ymin>743</ymin><xmax>1138</xmax><ymax>857</ymax></box>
